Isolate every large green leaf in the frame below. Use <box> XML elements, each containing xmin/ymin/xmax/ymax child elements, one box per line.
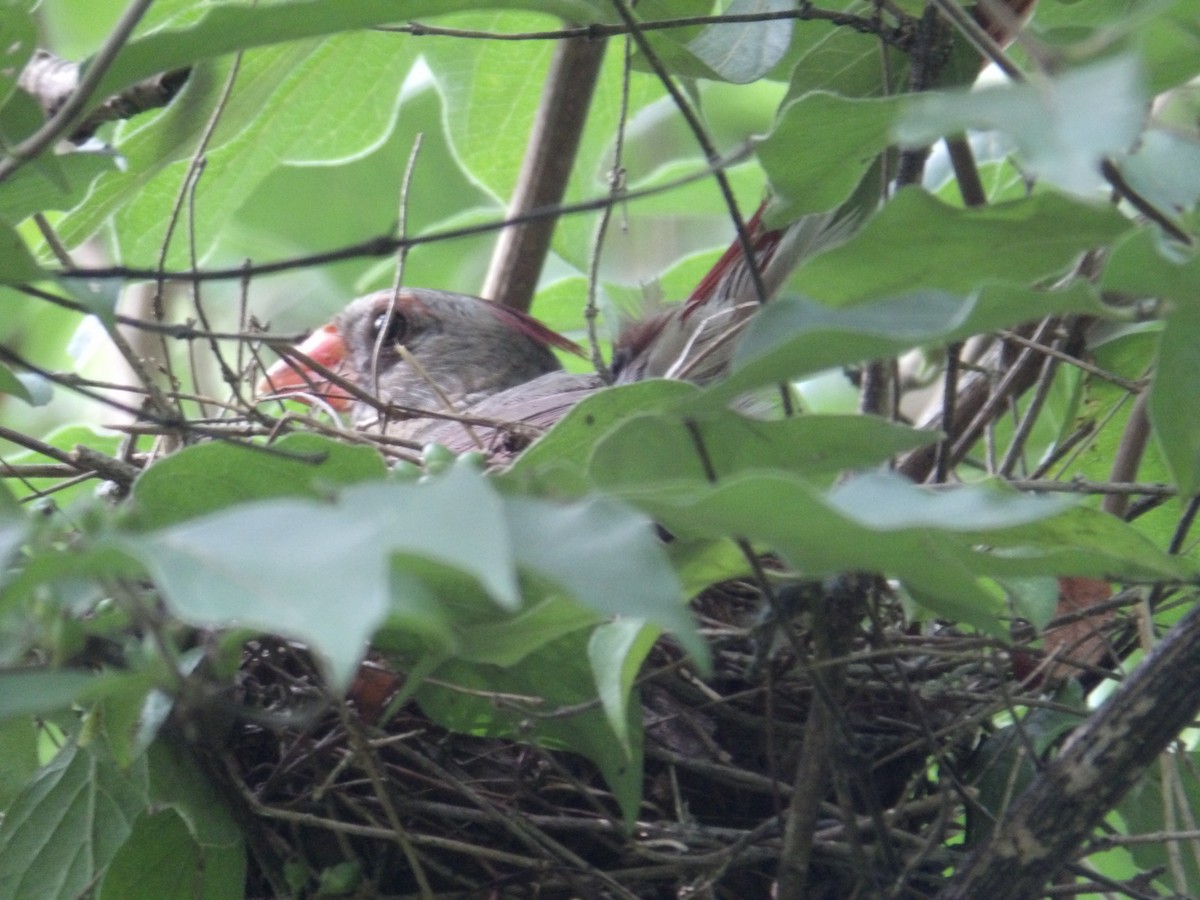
<box><xmin>503</xmin><ymin>494</ymin><xmax>703</xmax><ymax>665</ymax></box>
<box><xmin>787</xmin><ymin>189</ymin><xmax>1132</xmax><ymax>305</ymax></box>
<box><xmin>0</xmin><ymin>152</ymin><xmax>115</xmax><ymax>225</ymax></box>
<box><xmin>62</xmin><ymin>30</ymin><xmax>417</xmax><ymax>265</ymax></box>
<box><xmin>1149</xmin><ymin>299</ymin><xmax>1200</xmax><ymax>496</ymax></box>
<box><xmin>898</xmin><ymin>55</ymin><xmax>1147</xmax><ymax>196</ymax></box>
<box><xmin>1119</xmin><ymin>128</ymin><xmax>1200</xmax><ymax>218</ymax></box>
<box><xmin>0</xmin><ymin>741</ymin><xmax>147</xmax><ymax>900</ymax></box>
<box><xmin>1118</xmin><ymin>753</ymin><xmax>1200</xmax><ymax>895</ymax></box>
<box><xmin>637</xmin><ymin>0</ymin><xmax>795</xmax><ymax>84</ymax></box>
<box><xmin>98</xmin><ymin>809</ymin><xmax>212</xmax><ymax>900</ymax></box>
<box><xmin>89</xmin><ymin>1</ymin><xmax>609</xmax><ymax>104</ymax></box>
<box><xmin>0</xmin><ymin>362</ymin><xmax>31</xmax><ymax>403</ymax></box>
<box><xmin>130</xmin><ymin>433</ymin><xmax>387</xmax><ymax>530</ymax></box>
<box><xmin>0</xmin><ymin>1</ymin><xmax>35</xmax><ymax>114</ymax></box>
<box><xmin>589</xmin><ymin>407</ymin><xmax>938</xmax><ymax>489</ymax></box>
<box><xmin>0</xmin><ymin>216</ymin><xmax>40</xmax><ymax>283</ymax></box>
<box><xmin>588</xmin><ymin>619</ymin><xmax>658</xmax><ymax>756</ymax></box>
<box><xmin>620</xmin><ymin>470</ymin><xmax>1190</xmax><ymax>634</ymax></box>
<box><xmin>96</xmin><ymin>740</ymin><xmax>245</xmax><ymax>900</ymax></box>
<box><xmin>506</xmin><ymin>379</ymin><xmax>697</xmax><ymax>491</ymax></box>
<box><xmin>0</xmin><ymin>670</ymin><xmax>138</xmax><ymax>721</ymax></box>
<box><xmin>757</xmin><ymin>92</ymin><xmax>902</xmax><ymax>218</ymax></box>
<box><xmin>703</xmin><ymin>281</ymin><xmax>1113</xmax><ymax>407</ymax></box>
<box><xmin>1101</xmin><ymin>225</ymin><xmax>1200</xmax><ymax>301</ymax></box>
<box><xmin>419</xmin><ymin>9</ymin><xmax>664</xmax><ymax>274</ymax></box>
<box><xmin>127</xmin><ymin>468</ymin><xmax>518</xmax><ymax>689</ymax></box>
<box><xmin>0</xmin><ymin>717</ymin><xmax>37</xmax><ymax>811</ymax></box>
<box><xmin>1102</xmin><ymin>229</ymin><xmax>1200</xmax><ymax>495</ymax></box>
<box><xmin>416</xmin><ymin>628</ymin><xmax>646</xmax><ymax>822</ymax></box>
<box><xmin>120</xmin><ymin>32</ymin><xmax>415</xmax><ymax>267</ymax></box>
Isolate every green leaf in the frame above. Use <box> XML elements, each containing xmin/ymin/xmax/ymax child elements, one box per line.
<box><xmin>991</xmin><ymin>504</ymin><xmax>1194</xmax><ymax>582</ymax></box>
<box><xmin>788</xmin><ymin>188</ymin><xmax>1132</xmax><ymax>305</ymax></box>
<box><xmin>0</xmin><ymin>741</ymin><xmax>147</xmax><ymax>899</ymax></box>
<box><xmin>966</xmin><ymin>695</ymin><xmax>1084</xmax><ymax>845</ymax></box>
<box><xmin>103</xmin><ymin>739</ymin><xmax>246</xmax><ymax>900</ymax></box>
<box><xmin>757</xmin><ymin>92</ymin><xmax>902</xmax><ymax>217</ymax></box>
<box><xmin>417</xmin><ymin>629</ymin><xmax>646</xmax><ymax>823</ymax></box>
<box><xmin>130</xmin><ymin>433</ymin><xmax>387</xmax><ymax>530</ymax></box>
<box><xmin>704</xmin><ymin>280</ymin><xmax>1112</xmax><ymax>407</ymax></box>
<box><xmin>898</xmin><ymin>55</ymin><xmax>1147</xmax><ymax>195</ymax></box>
<box><xmin>59</xmin><ymin>279</ymin><xmax>122</xmax><ymax>326</ymax></box>
<box><xmin>1101</xmin><ymin>225</ymin><xmax>1200</xmax><ymax>302</ymax></box>
<box><xmin>420</xmin><ymin>9</ymin><xmax>666</xmax><ymax>273</ymax></box>
<box><xmin>0</xmin><ymin>216</ymin><xmax>41</xmax><ymax>283</ymax></box>
<box><xmin>0</xmin><ymin>151</ymin><xmax>116</xmax><ymax>224</ymax></box>
<box><xmin>784</xmin><ymin>20</ymin><xmax>898</xmax><ymax>100</ymax></box>
<box><xmin>0</xmin><ymin>717</ymin><xmax>38</xmax><ymax>810</ymax></box>
<box><xmin>112</xmin><ymin>32</ymin><xmax>416</xmax><ymax>268</ymax></box>
<box><xmin>1138</xmin><ymin>0</ymin><xmax>1200</xmax><ymax>94</ymax></box>
<box><xmin>0</xmin><ymin>481</ymin><xmax>17</xmax><ymax>518</ymax></box>
<box><xmin>127</xmin><ymin>468</ymin><xmax>519</xmax><ymax>690</ymax></box>
<box><xmin>130</xmin><ymin>500</ymin><xmax>392</xmax><ymax>692</ymax></box>
<box><xmin>1118</xmin><ymin>127</ymin><xmax>1200</xmax><ymax>217</ymax></box>
<box><xmin>91</xmin><ymin>0</ymin><xmax>606</xmax><ymax>103</ymax></box>
<box><xmin>589</xmin><ymin>407</ymin><xmax>938</xmax><ymax>488</ymax></box>
<box><xmin>421</xmin><ymin>12</ymin><xmax>557</xmax><ymax>207</ymax></box>
<box><xmin>1150</xmin><ymin>298</ymin><xmax>1200</xmax><ymax>495</ymax></box>
<box><xmin>589</xmin><ymin>619</ymin><xmax>658</xmax><ymax>756</ymax></box>
<box><xmin>0</xmin><ymin>2</ymin><xmax>36</xmax><ymax>113</ymax></box>
<box><xmin>449</xmin><ymin>595</ymin><xmax>598</xmax><ymax>667</ymax></box>
<box><xmin>506</xmin><ymin>380</ymin><xmax>698</xmax><ymax>491</ymax></box>
<box><xmin>623</xmin><ymin>470</ymin><xmax>1018</xmax><ymax>633</ymax></box>
<box><xmin>503</xmin><ymin>494</ymin><xmax>705</xmax><ymax>667</ymax></box>
<box><xmin>1118</xmin><ymin>753</ymin><xmax>1200</xmax><ymax>894</ymax></box>
<box><xmin>98</xmin><ymin>809</ymin><xmax>208</xmax><ymax>900</ymax></box>
<box><xmin>0</xmin><ymin>670</ymin><xmax>135</xmax><ymax>721</ymax></box>
<box><xmin>678</xmin><ymin>0</ymin><xmax>795</xmax><ymax>84</ymax></box>
<box><xmin>0</xmin><ymin>362</ymin><xmax>31</xmax><ymax>403</ymax></box>
<box><xmin>621</xmin><ymin>471</ymin><xmax>1190</xmax><ymax>635</ymax></box>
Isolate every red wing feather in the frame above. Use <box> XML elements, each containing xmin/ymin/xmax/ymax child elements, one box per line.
<box><xmin>487</xmin><ymin>303</ymin><xmax>585</xmax><ymax>357</ymax></box>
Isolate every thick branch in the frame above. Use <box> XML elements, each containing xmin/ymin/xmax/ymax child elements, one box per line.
<box><xmin>482</xmin><ymin>37</ymin><xmax>607</xmax><ymax>312</ymax></box>
<box><xmin>940</xmin><ymin>597</ymin><xmax>1200</xmax><ymax>898</ymax></box>
<box><xmin>18</xmin><ymin>49</ymin><xmax>189</xmax><ymax>143</ymax></box>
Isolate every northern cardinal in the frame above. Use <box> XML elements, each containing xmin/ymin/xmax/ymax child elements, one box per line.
<box><xmin>256</xmin><ymin>206</ymin><xmax>848</xmax><ymax>456</ymax></box>
<box><xmin>254</xmin><ymin>0</ymin><xmax>1041</xmax><ymax>452</ymax></box>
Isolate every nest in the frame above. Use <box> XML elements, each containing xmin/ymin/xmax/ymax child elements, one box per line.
<box><xmin>193</xmin><ymin>575</ymin><xmax>1064</xmax><ymax>899</ymax></box>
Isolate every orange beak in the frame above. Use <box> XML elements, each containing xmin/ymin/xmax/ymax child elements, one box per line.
<box><xmin>256</xmin><ymin>322</ymin><xmax>355</xmax><ymax>411</ymax></box>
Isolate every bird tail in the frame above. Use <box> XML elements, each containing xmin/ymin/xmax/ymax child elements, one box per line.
<box><xmin>613</xmin><ymin>203</ymin><xmax>855</xmax><ymax>384</ymax></box>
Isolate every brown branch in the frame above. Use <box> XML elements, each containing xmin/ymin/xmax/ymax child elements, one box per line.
<box><xmin>0</xmin><ymin>0</ymin><xmax>158</xmax><ymax>183</ymax></box>
<box><xmin>398</xmin><ymin>8</ymin><xmax>910</xmax><ymax>45</ymax></box>
<box><xmin>939</xmin><ymin>596</ymin><xmax>1200</xmax><ymax>898</ymax></box>
<box><xmin>59</xmin><ymin>149</ymin><xmax>751</xmax><ymax>284</ymax></box>
<box><xmin>18</xmin><ymin>49</ymin><xmax>188</xmax><ymax>143</ymax></box>
<box><xmin>1101</xmin><ymin>388</ymin><xmax>1150</xmax><ymax>520</ymax></box>
<box><xmin>482</xmin><ymin>37</ymin><xmax>607</xmax><ymax>312</ymax></box>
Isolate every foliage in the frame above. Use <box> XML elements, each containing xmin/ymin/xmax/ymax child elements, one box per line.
<box><xmin>1</xmin><ymin>0</ymin><xmax>1200</xmax><ymax>897</ymax></box>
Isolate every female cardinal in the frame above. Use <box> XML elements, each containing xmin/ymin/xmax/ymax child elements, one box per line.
<box><xmin>256</xmin><ymin>207</ymin><xmax>847</xmax><ymax>454</ymax></box>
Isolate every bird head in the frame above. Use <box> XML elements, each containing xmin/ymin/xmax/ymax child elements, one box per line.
<box><xmin>257</xmin><ymin>288</ymin><xmax>582</xmax><ymax>424</ymax></box>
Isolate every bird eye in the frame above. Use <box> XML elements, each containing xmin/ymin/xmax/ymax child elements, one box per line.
<box><xmin>371</xmin><ymin>309</ymin><xmax>407</xmax><ymax>345</ymax></box>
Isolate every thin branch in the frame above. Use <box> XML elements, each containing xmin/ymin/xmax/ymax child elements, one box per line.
<box><xmin>60</xmin><ymin>149</ymin><xmax>751</xmax><ymax>284</ymax></box>
<box><xmin>397</xmin><ymin>8</ymin><xmax>909</xmax><ymax>45</ymax></box>
<box><xmin>482</xmin><ymin>36</ymin><xmax>607</xmax><ymax>312</ymax></box>
<box><xmin>608</xmin><ymin>0</ymin><xmax>770</xmax><ymax>309</ymax></box>
<box><xmin>0</xmin><ymin>0</ymin><xmax>157</xmax><ymax>183</ymax></box>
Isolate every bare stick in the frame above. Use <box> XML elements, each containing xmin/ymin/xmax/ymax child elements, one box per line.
<box><xmin>482</xmin><ymin>37</ymin><xmax>607</xmax><ymax>312</ymax></box>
